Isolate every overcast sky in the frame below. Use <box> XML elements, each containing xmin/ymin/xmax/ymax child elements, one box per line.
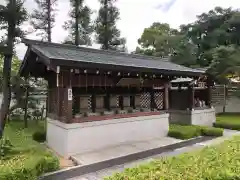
<box><xmin>1</xmin><ymin>0</ymin><xmax>240</xmax><ymax>59</ymax></box>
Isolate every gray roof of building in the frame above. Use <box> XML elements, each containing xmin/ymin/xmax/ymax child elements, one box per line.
<box><xmin>171</xmin><ymin>77</ymin><xmax>193</xmax><ymax>83</ymax></box>
<box><xmin>22</xmin><ymin>39</ymin><xmax>205</xmax><ymax>75</ymax></box>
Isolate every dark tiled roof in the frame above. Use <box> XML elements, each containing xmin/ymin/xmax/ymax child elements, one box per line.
<box><xmin>23</xmin><ymin>39</ymin><xmax>204</xmax><ymax>74</ymax></box>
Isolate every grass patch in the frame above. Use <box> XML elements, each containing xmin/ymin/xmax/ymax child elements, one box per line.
<box><xmin>214</xmin><ymin>114</ymin><xmax>240</xmax><ymax>130</ymax></box>
<box><xmin>0</xmin><ymin>120</ymin><xmax>59</xmax><ymax>180</ymax></box>
<box><xmin>168</xmin><ymin>124</ymin><xmax>223</xmax><ymax>140</ymax></box>
<box><xmin>105</xmin><ymin>136</ymin><xmax>240</xmax><ymax>180</ymax></box>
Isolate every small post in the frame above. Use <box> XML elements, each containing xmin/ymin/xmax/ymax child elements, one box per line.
<box><xmin>223</xmin><ymin>84</ymin><xmax>226</xmax><ymax>113</ymax></box>
<box><xmin>164</xmin><ymin>83</ymin><xmax>169</xmax><ymax>110</ymax></box>
<box><xmin>24</xmin><ymin>86</ymin><xmax>29</xmax><ymax>128</ymax></box>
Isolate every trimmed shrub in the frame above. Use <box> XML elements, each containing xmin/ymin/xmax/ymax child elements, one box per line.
<box><xmin>168</xmin><ymin>125</ymin><xmax>201</xmax><ymax>139</ymax></box>
<box><xmin>105</xmin><ymin>136</ymin><xmax>240</xmax><ymax>180</ymax></box>
<box><xmin>168</xmin><ymin>125</ymin><xmax>223</xmax><ymax>140</ymax></box>
<box><xmin>214</xmin><ymin>121</ymin><xmax>240</xmax><ymax>131</ymax></box>
<box><xmin>32</xmin><ymin>131</ymin><xmax>46</xmax><ymax>143</ymax></box>
<box><xmin>0</xmin><ymin>150</ymin><xmax>59</xmax><ymax>180</ymax></box>
<box><xmin>201</xmin><ymin>127</ymin><xmax>223</xmax><ymax>137</ymax></box>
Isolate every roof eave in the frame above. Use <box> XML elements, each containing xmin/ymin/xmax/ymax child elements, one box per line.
<box><xmin>51</xmin><ymin>58</ymin><xmax>204</xmax><ymax>77</ymax></box>
<box><xmin>19</xmin><ymin>47</ymin><xmax>31</xmax><ymax>77</ymax></box>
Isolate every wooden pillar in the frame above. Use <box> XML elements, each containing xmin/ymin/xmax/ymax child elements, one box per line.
<box><xmin>56</xmin><ymin>67</ymin><xmax>61</xmax><ymax>119</ymax></box>
<box><xmin>64</xmin><ymin>69</ymin><xmax>73</xmax><ymax>123</ymax></box>
<box><xmin>64</xmin><ymin>88</ymin><xmax>73</xmax><ymax>123</ymax></box>
<box><xmin>130</xmin><ymin>95</ymin><xmax>136</xmax><ymax>109</ymax></box>
<box><xmin>91</xmin><ymin>93</ymin><xmax>96</xmax><ymax>113</ymax></box>
<box><xmin>150</xmin><ymin>88</ymin><xmax>154</xmax><ymax>111</ymax></box>
<box><xmin>119</xmin><ymin>95</ymin><xmax>124</xmax><ymax>110</ymax></box>
<box><xmin>105</xmin><ymin>92</ymin><xmax>111</xmax><ymax>111</ymax></box>
<box><xmin>207</xmin><ymin>85</ymin><xmax>212</xmax><ymax>108</ymax></box>
<box><xmin>188</xmin><ymin>85</ymin><xmax>195</xmax><ymax>110</ymax></box>
<box><xmin>164</xmin><ymin>83</ymin><xmax>169</xmax><ymax>110</ymax></box>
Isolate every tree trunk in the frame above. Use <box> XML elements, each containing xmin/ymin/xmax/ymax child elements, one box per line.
<box><xmin>24</xmin><ymin>87</ymin><xmax>29</xmax><ymax>128</ymax></box>
<box><xmin>103</xmin><ymin>0</ymin><xmax>108</xmax><ymax>49</ymax></box>
<box><xmin>0</xmin><ymin>2</ymin><xmax>16</xmax><ymax>138</ymax></box>
<box><xmin>0</xmin><ymin>55</ymin><xmax>13</xmax><ymax>139</ymax></box>
<box><xmin>47</xmin><ymin>0</ymin><xmax>52</xmax><ymax>42</ymax></box>
<box><xmin>75</xmin><ymin>0</ymin><xmax>80</xmax><ymax>46</ymax></box>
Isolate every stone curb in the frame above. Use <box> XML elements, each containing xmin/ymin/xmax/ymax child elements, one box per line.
<box><xmin>39</xmin><ymin>136</ymin><xmax>215</xmax><ymax>180</ymax></box>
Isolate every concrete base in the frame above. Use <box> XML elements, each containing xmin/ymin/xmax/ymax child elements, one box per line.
<box><xmin>168</xmin><ymin>108</ymin><xmax>216</xmax><ymax>127</ymax></box>
<box><xmin>46</xmin><ymin>113</ymin><xmax>169</xmax><ymax>157</ymax></box>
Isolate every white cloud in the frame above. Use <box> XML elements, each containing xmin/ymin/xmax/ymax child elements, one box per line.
<box><xmin>3</xmin><ymin>0</ymin><xmax>240</xmax><ymax>59</ymax></box>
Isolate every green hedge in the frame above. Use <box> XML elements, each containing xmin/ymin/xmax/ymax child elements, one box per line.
<box><xmin>105</xmin><ymin>136</ymin><xmax>240</xmax><ymax>180</ymax></box>
<box><xmin>0</xmin><ymin>150</ymin><xmax>59</xmax><ymax>180</ymax></box>
<box><xmin>201</xmin><ymin>127</ymin><xmax>223</xmax><ymax>136</ymax></box>
<box><xmin>214</xmin><ymin>121</ymin><xmax>240</xmax><ymax>131</ymax></box>
<box><xmin>168</xmin><ymin>125</ymin><xmax>223</xmax><ymax>140</ymax></box>
<box><xmin>168</xmin><ymin>125</ymin><xmax>201</xmax><ymax>139</ymax></box>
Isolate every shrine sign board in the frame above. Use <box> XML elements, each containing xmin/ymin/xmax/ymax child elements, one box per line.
<box><xmin>68</xmin><ymin>88</ymin><xmax>72</xmax><ymax>101</ymax></box>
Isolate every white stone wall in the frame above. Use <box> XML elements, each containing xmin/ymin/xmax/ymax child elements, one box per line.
<box><xmin>169</xmin><ymin>108</ymin><xmax>216</xmax><ymax>127</ymax></box>
<box><xmin>46</xmin><ymin>114</ymin><xmax>169</xmax><ymax>157</ymax></box>
<box><xmin>214</xmin><ymin>97</ymin><xmax>240</xmax><ymax>114</ymax></box>
<box><xmin>191</xmin><ymin>108</ymin><xmax>216</xmax><ymax>126</ymax></box>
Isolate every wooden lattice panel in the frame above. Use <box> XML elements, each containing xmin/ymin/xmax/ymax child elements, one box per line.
<box><xmin>154</xmin><ymin>92</ymin><xmax>164</xmax><ymax>109</ymax></box>
<box><xmin>116</xmin><ymin>95</ymin><xmax>120</xmax><ymax>107</ymax></box>
<box><xmin>80</xmin><ymin>95</ymin><xmax>91</xmax><ymax>111</ymax></box>
<box><xmin>110</xmin><ymin>95</ymin><xmax>119</xmax><ymax>108</ymax></box>
<box><xmin>140</xmin><ymin>92</ymin><xmax>151</xmax><ymax>108</ymax></box>
<box><xmin>135</xmin><ymin>94</ymin><xmax>141</xmax><ymax>108</ymax></box>
<box><xmin>87</xmin><ymin>95</ymin><xmax>92</xmax><ymax>109</ymax></box>
<box><xmin>49</xmin><ymin>88</ymin><xmax>55</xmax><ymax>113</ymax></box>
<box><xmin>96</xmin><ymin>95</ymin><xmax>104</xmax><ymax>109</ymax></box>
<box><xmin>123</xmin><ymin>96</ymin><xmax>130</xmax><ymax>107</ymax></box>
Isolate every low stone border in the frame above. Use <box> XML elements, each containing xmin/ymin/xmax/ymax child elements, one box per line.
<box><xmin>39</xmin><ymin>136</ymin><xmax>215</xmax><ymax>180</ymax></box>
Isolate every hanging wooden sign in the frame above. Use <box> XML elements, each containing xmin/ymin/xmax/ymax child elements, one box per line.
<box><xmin>68</xmin><ymin>88</ymin><xmax>72</xmax><ymax>101</ymax></box>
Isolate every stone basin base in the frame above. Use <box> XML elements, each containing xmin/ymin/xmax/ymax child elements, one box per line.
<box><xmin>46</xmin><ymin>113</ymin><xmax>169</xmax><ymax>157</ymax></box>
<box><xmin>168</xmin><ymin>108</ymin><xmax>216</xmax><ymax>127</ymax></box>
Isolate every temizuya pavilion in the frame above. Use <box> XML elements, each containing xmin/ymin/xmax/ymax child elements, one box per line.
<box><xmin>19</xmin><ymin>39</ymin><xmax>216</xmax><ymax>157</ymax></box>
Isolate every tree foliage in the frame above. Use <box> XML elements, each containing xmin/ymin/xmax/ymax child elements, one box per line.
<box><xmin>30</xmin><ymin>0</ymin><xmax>58</xmax><ymax>42</ymax></box>
<box><xmin>63</xmin><ymin>0</ymin><xmax>93</xmax><ymax>46</ymax></box>
<box><xmin>136</xmin><ymin>23</ymin><xmax>181</xmax><ymax>57</ymax></box>
<box><xmin>136</xmin><ymin>7</ymin><xmax>240</xmax><ymax>83</ymax></box>
<box><xmin>94</xmin><ymin>0</ymin><xmax>126</xmax><ymax>51</ymax></box>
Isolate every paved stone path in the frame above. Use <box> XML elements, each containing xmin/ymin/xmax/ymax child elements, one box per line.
<box><xmin>67</xmin><ymin>129</ymin><xmax>240</xmax><ymax>180</ymax></box>
<box><xmin>71</xmin><ymin>137</ymin><xmax>182</xmax><ymax>165</ymax></box>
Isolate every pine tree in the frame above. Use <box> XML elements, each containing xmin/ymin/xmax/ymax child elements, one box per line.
<box><xmin>30</xmin><ymin>0</ymin><xmax>57</xmax><ymax>42</ymax></box>
<box><xmin>0</xmin><ymin>0</ymin><xmax>27</xmax><ymax>138</ymax></box>
<box><xmin>63</xmin><ymin>0</ymin><xmax>93</xmax><ymax>46</ymax></box>
<box><xmin>95</xmin><ymin>0</ymin><xmax>126</xmax><ymax>51</ymax></box>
